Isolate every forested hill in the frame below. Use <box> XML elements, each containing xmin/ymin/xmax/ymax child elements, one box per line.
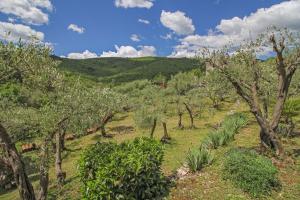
<box><xmin>56</xmin><ymin>57</ymin><xmax>201</xmax><ymax>83</ymax></box>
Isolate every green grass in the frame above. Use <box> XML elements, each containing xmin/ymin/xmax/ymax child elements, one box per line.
<box><xmin>1</xmin><ymin>101</ymin><xmax>300</xmax><ymax>200</ymax></box>
<box><xmin>169</xmin><ymin>119</ymin><xmax>300</xmax><ymax>200</ymax></box>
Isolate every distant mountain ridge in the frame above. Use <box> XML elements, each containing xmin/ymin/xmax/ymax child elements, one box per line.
<box><xmin>56</xmin><ymin>56</ymin><xmax>201</xmax><ymax>83</ymax></box>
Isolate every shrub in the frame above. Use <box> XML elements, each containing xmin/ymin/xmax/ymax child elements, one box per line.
<box><xmin>186</xmin><ymin>147</ymin><xmax>214</xmax><ymax>172</ymax></box>
<box><xmin>186</xmin><ymin>113</ymin><xmax>247</xmax><ymax>173</ymax></box>
<box><xmin>205</xmin><ymin>113</ymin><xmax>247</xmax><ymax>149</ymax></box>
<box><xmin>78</xmin><ymin>137</ymin><xmax>168</xmax><ymax>200</ymax></box>
<box><xmin>223</xmin><ymin>148</ymin><xmax>281</xmax><ymax>197</ymax></box>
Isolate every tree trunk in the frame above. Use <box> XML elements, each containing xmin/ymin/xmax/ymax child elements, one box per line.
<box><xmin>0</xmin><ymin>124</ymin><xmax>36</xmax><ymax>200</ymax></box>
<box><xmin>184</xmin><ymin>103</ymin><xmax>195</xmax><ymax>129</ymax></box>
<box><xmin>161</xmin><ymin>122</ymin><xmax>171</xmax><ymax>143</ymax></box>
<box><xmin>177</xmin><ymin>113</ymin><xmax>184</xmax><ymax>129</ymax></box>
<box><xmin>263</xmin><ymin>98</ymin><xmax>269</xmax><ymax>119</ymax></box>
<box><xmin>97</xmin><ymin>113</ymin><xmax>114</xmax><ymax>137</ymax></box>
<box><xmin>100</xmin><ymin>125</ymin><xmax>106</xmax><ymax>137</ymax></box>
<box><xmin>55</xmin><ymin>130</ymin><xmax>65</xmax><ymax>186</ymax></box>
<box><xmin>61</xmin><ymin>131</ymin><xmax>66</xmax><ymax>150</ymax></box>
<box><xmin>259</xmin><ymin>127</ymin><xmax>283</xmax><ymax>155</ymax></box>
<box><xmin>37</xmin><ymin>138</ymin><xmax>50</xmax><ymax>200</ymax></box>
<box><xmin>150</xmin><ymin>118</ymin><xmax>157</xmax><ymax>138</ymax></box>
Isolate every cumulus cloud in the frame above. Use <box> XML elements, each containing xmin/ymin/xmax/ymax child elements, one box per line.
<box><xmin>0</xmin><ymin>0</ymin><xmax>52</xmax><ymax>25</ymax></box>
<box><xmin>68</xmin><ymin>24</ymin><xmax>85</xmax><ymax>34</ymax></box>
<box><xmin>130</xmin><ymin>34</ymin><xmax>141</xmax><ymax>42</ymax></box>
<box><xmin>115</xmin><ymin>0</ymin><xmax>154</xmax><ymax>9</ymax></box>
<box><xmin>0</xmin><ymin>21</ymin><xmax>44</xmax><ymax>42</ymax></box>
<box><xmin>100</xmin><ymin>45</ymin><xmax>156</xmax><ymax>57</ymax></box>
<box><xmin>170</xmin><ymin>0</ymin><xmax>300</xmax><ymax>57</ymax></box>
<box><xmin>160</xmin><ymin>10</ymin><xmax>195</xmax><ymax>35</ymax></box>
<box><xmin>67</xmin><ymin>50</ymin><xmax>98</xmax><ymax>59</ymax></box>
<box><xmin>138</xmin><ymin>19</ymin><xmax>150</xmax><ymax>24</ymax></box>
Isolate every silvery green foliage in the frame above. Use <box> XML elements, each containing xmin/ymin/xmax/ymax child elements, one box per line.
<box><xmin>168</xmin><ymin>71</ymin><xmax>206</xmax><ymax>117</ymax></box>
<box><xmin>89</xmin><ymin>87</ymin><xmax>128</xmax><ymax>121</ymax></box>
<box><xmin>134</xmin><ymin>84</ymin><xmax>170</xmax><ymax>129</ymax></box>
<box><xmin>289</xmin><ymin>69</ymin><xmax>300</xmax><ymax>96</ymax></box>
<box><xmin>209</xmin><ymin>28</ymin><xmax>299</xmax><ymax>110</ymax></box>
<box><xmin>0</xmin><ymin>41</ymin><xmax>63</xmax><ymax>141</ymax></box>
<box><xmin>204</xmin><ymin>70</ymin><xmax>232</xmax><ymax>107</ymax></box>
<box><xmin>115</xmin><ymin>79</ymin><xmax>152</xmax><ymax>109</ymax></box>
<box><xmin>0</xmin><ymin>41</ymin><xmax>127</xmax><ymax>142</ymax></box>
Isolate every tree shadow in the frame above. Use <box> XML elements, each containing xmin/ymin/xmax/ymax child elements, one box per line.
<box><xmin>292</xmin><ymin>149</ymin><xmax>300</xmax><ymax>157</ymax></box>
<box><xmin>91</xmin><ymin>133</ymin><xmax>114</xmax><ymax>141</ymax></box>
<box><xmin>112</xmin><ymin>114</ymin><xmax>128</xmax><ymax>122</ymax></box>
<box><xmin>290</xmin><ymin>131</ymin><xmax>300</xmax><ymax>138</ymax></box>
<box><xmin>64</xmin><ymin>175</ymin><xmax>79</xmax><ymax>185</ymax></box>
<box><xmin>108</xmin><ymin>125</ymin><xmax>134</xmax><ymax>135</ymax></box>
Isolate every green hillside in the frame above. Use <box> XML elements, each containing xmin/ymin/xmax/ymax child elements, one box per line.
<box><xmin>57</xmin><ymin>57</ymin><xmax>201</xmax><ymax>83</ymax></box>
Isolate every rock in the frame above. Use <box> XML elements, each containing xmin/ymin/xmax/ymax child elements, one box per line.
<box><xmin>21</xmin><ymin>143</ymin><xmax>37</xmax><ymax>153</ymax></box>
<box><xmin>86</xmin><ymin>127</ymin><xmax>98</xmax><ymax>135</ymax></box>
<box><xmin>176</xmin><ymin>165</ymin><xmax>190</xmax><ymax>179</ymax></box>
<box><xmin>64</xmin><ymin>134</ymin><xmax>75</xmax><ymax>141</ymax></box>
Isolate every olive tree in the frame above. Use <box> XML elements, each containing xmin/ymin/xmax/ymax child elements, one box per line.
<box><xmin>89</xmin><ymin>88</ymin><xmax>128</xmax><ymax>137</ymax></box>
<box><xmin>203</xmin><ymin>29</ymin><xmax>299</xmax><ymax>155</ymax></box>
<box><xmin>134</xmin><ymin>84</ymin><xmax>171</xmax><ymax>142</ymax></box>
<box><xmin>204</xmin><ymin>70</ymin><xmax>231</xmax><ymax>108</ymax></box>
<box><xmin>0</xmin><ymin>41</ymin><xmax>104</xmax><ymax>199</ymax></box>
<box><xmin>168</xmin><ymin>72</ymin><xmax>205</xmax><ymax>128</ymax></box>
<box><xmin>0</xmin><ymin>41</ymin><xmax>62</xmax><ymax>200</ymax></box>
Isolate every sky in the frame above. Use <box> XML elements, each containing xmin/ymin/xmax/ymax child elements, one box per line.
<box><xmin>0</xmin><ymin>0</ymin><xmax>300</xmax><ymax>59</ymax></box>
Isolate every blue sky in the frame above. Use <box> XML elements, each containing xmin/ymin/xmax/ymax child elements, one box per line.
<box><xmin>0</xmin><ymin>0</ymin><xmax>299</xmax><ymax>58</ymax></box>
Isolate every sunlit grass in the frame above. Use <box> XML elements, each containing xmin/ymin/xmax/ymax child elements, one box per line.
<box><xmin>1</xmin><ymin>101</ymin><xmax>300</xmax><ymax>200</ymax></box>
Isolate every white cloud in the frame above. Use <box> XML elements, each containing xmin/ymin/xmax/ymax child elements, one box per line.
<box><xmin>138</xmin><ymin>19</ymin><xmax>150</xmax><ymax>24</ymax></box>
<box><xmin>100</xmin><ymin>45</ymin><xmax>156</xmax><ymax>57</ymax></box>
<box><xmin>170</xmin><ymin>0</ymin><xmax>300</xmax><ymax>57</ymax></box>
<box><xmin>68</xmin><ymin>24</ymin><xmax>85</xmax><ymax>34</ymax></box>
<box><xmin>67</xmin><ymin>50</ymin><xmax>98</xmax><ymax>59</ymax></box>
<box><xmin>161</xmin><ymin>33</ymin><xmax>172</xmax><ymax>40</ymax></box>
<box><xmin>0</xmin><ymin>0</ymin><xmax>52</xmax><ymax>25</ymax></box>
<box><xmin>130</xmin><ymin>34</ymin><xmax>141</xmax><ymax>42</ymax></box>
<box><xmin>0</xmin><ymin>21</ymin><xmax>44</xmax><ymax>42</ymax></box>
<box><xmin>115</xmin><ymin>0</ymin><xmax>154</xmax><ymax>9</ymax></box>
<box><xmin>8</xmin><ymin>17</ymin><xmax>16</xmax><ymax>23</ymax></box>
<box><xmin>160</xmin><ymin>10</ymin><xmax>195</xmax><ymax>35</ymax></box>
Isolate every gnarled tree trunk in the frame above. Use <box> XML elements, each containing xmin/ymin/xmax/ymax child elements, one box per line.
<box><xmin>184</xmin><ymin>103</ymin><xmax>195</xmax><ymax>129</ymax></box>
<box><xmin>150</xmin><ymin>118</ymin><xmax>157</xmax><ymax>138</ymax></box>
<box><xmin>96</xmin><ymin>113</ymin><xmax>114</xmax><ymax>137</ymax></box>
<box><xmin>100</xmin><ymin>125</ymin><xmax>106</xmax><ymax>137</ymax></box>
<box><xmin>61</xmin><ymin>131</ymin><xmax>66</xmax><ymax>151</ymax></box>
<box><xmin>37</xmin><ymin>138</ymin><xmax>50</xmax><ymax>200</ymax></box>
<box><xmin>161</xmin><ymin>122</ymin><xmax>171</xmax><ymax>143</ymax></box>
<box><xmin>55</xmin><ymin>130</ymin><xmax>65</xmax><ymax>187</ymax></box>
<box><xmin>177</xmin><ymin>112</ymin><xmax>184</xmax><ymax>129</ymax></box>
<box><xmin>0</xmin><ymin>124</ymin><xmax>36</xmax><ymax>200</ymax></box>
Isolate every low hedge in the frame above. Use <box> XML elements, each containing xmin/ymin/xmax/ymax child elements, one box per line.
<box><xmin>78</xmin><ymin>137</ymin><xmax>168</xmax><ymax>200</ymax></box>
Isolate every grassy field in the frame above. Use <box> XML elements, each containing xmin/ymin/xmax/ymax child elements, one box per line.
<box><xmin>1</xmin><ymin>102</ymin><xmax>299</xmax><ymax>200</ymax></box>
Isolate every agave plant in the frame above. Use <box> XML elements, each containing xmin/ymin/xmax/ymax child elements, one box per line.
<box><xmin>186</xmin><ymin>148</ymin><xmax>214</xmax><ymax>173</ymax></box>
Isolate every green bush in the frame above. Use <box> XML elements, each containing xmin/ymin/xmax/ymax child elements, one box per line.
<box><xmin>186</xmin><ymin>147</ymin><xmax>214</xmax><ymax>172</ymax></box>
<box><xmin>223</xmin><ymin>148</ymin><xmax>280</xmax><ymax>197</ymax></box>
<box><xmin>78</xmin><ymin>137</ymin><xmax>168</xmax><ymax>200</ymax></box>
<box><xmin>186</xmin><ymin>113</ymin><xmax>247</xmax><ymax>173</ymax></box>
